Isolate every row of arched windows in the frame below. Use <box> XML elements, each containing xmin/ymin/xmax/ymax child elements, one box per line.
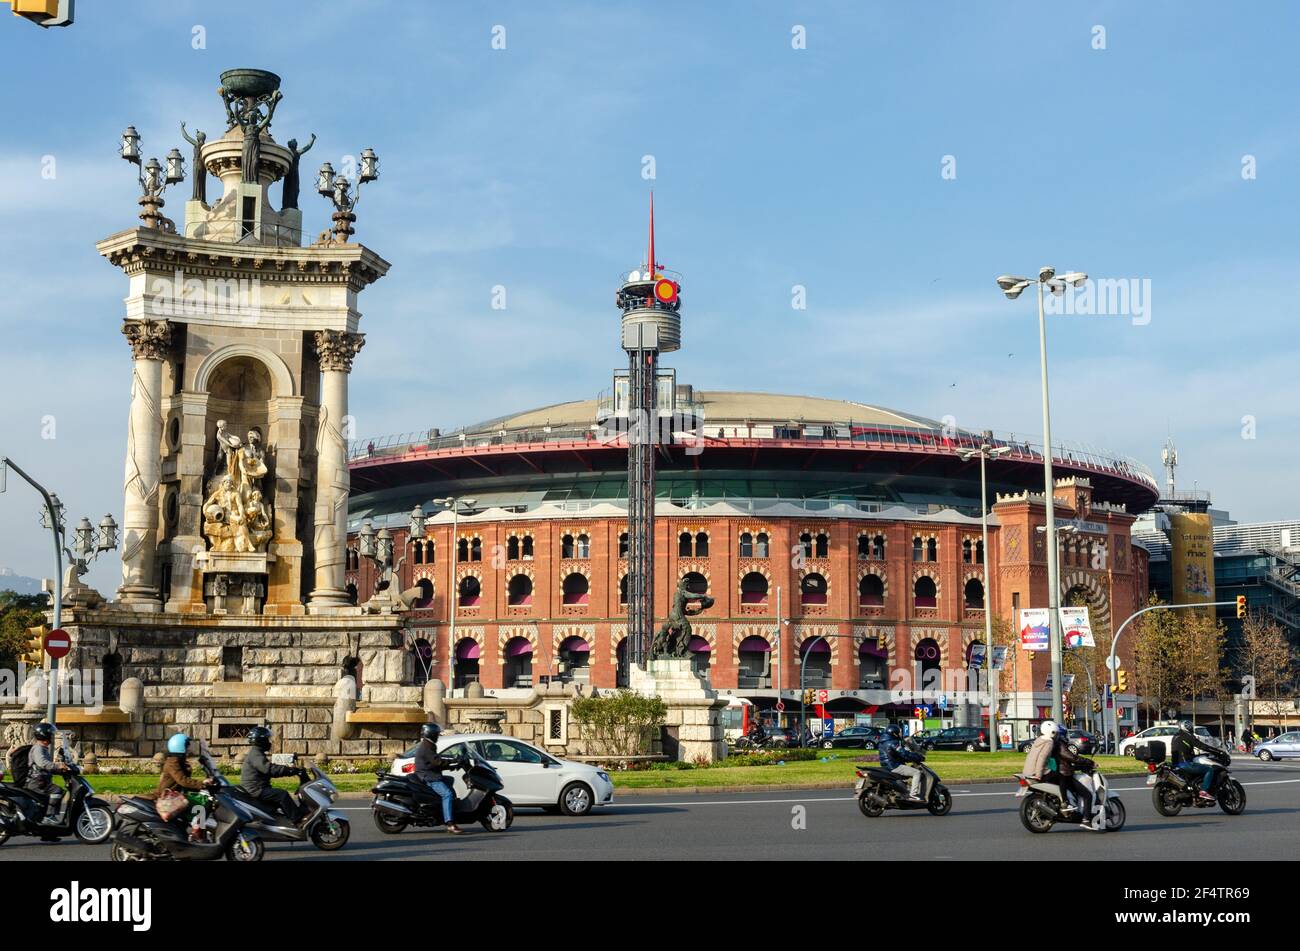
<box><xmin>912</xmin><ymin>536</ymin><xmax>939</xmax><ymax>562</ymax></box>
<box><xmin>857</xmin><ymin>534</ymin><xmax>887</xmax><ymax>559</ymax></box>
<box><xmin>678</xmin><ymin>531</ymin><xmax>710</xmax><ymax>557</ymax></box>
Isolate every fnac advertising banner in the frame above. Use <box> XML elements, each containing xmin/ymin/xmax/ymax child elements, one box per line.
<box><xmin>1060</xmin><ymin>606</ymin><xmax>1095</xmax><ymax>647</ymax></box>
<box><xmin>1170</xmin><ymin>511</ymin><xmax>1215</xmax><ymax>613</ymax></box>
<box><xmin>1019</xmin><ymin>608</ymin><xmax>1051</xmax><ymax>651</ymax></box>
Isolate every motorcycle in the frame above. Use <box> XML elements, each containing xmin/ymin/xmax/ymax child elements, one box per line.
<box><xmin>0</xmin><ymin>743</ymin><xmax>115</xmax><ymax>846</ymax></box>
<box><xmin>1139</xmin><ymin>741</ymin><xmax>1246</xmax><ymax>817</ymax></box>
<box><xmin>855</xmin><ymin>749</ymin><xmax>953</xmax><ymax>817</ymax></box>
<box><xmin>371</xmin><ymin>750</ymin><xmax>513</xmax><ymax>834</ymax></box>
<box><xmin>1016</xmin><ymin>760</ymin><xmax>1126</xmax><ymax>833</ymax></box>
<box><xmin>226</xmin><ymin>763</ymin><xmax>351</xmax><ymax>851</ymax></box>
<box><xmin>109</xmin><ymin>745</ymin><xmax>264</xmax><ymax>862</ymax></box>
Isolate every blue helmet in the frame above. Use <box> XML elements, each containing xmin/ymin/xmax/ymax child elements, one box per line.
<box><xmin>166</xmin><ymin>733</ymin><xmax>190</xmax><ymax>755</ymax></box>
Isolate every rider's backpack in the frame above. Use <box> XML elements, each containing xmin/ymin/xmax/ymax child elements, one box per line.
<box><xmin>4</xmin><ymin>745</ymin><xmax>33</xmax><ymax>787</ymax></box>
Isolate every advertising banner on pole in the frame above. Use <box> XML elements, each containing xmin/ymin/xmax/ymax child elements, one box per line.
<box><xmin>1059</xmin><ymin>607</ymin><xmax>1095</xmax><ymax>648</ymax></box>
<box><xmin>991</xmin><ymin>646</ymin><xmax>1008</xmax><ymax>671</ymax></box>
<box><xmin>1019</xmin><ymin>608</ymin><xmax>1051</xmax><ymax>651</ymax></box>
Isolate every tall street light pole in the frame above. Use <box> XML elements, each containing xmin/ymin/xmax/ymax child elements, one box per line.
<box><xmin>996</xmin><ymin>267</ymin><xmax>1087</xmax><ymax>725</ymax></box>
<box><xmin>434</xmin><ymin>496</ymin><xmax>476</xmax><ymax>693</ymax></box>
<box><xmin>958</xmin><ymin>434</ymin><xmax>1011</xmax><ymax>751</ymax></box>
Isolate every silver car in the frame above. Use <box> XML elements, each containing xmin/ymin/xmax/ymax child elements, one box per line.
<box><xmin>1254</xmin><ymin>731</ymin><xmax>1300</xmax><ymax>761</ymax></box>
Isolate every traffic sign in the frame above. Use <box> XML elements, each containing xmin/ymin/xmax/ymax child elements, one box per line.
<box><xmin>937</xmin><ymin>693</ymin><xmax>949</xmax><ymax>710</ymax></box>
<box><xmin>775</xmin><ymin>700</ymin><xmax>785</xmax><ymax>713</ymax></box>
<box><xmin>43</xmin><ymin>628</ymin><xmax>71</xmax><ymax>660</ymax></box>
<box><xmin>816</xmin><ymin>689</ymin><xmax>829</xmax><ymax>704</ymax></box>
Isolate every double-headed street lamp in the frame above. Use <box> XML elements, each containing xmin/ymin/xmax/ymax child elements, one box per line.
<box><xmin>958</xmin><ymin>433</ymin><xmax>1011</xmax><ymax>750</ymax></box>
<box><xmin>434</xmin><ymin>496</ymin><xmax>477</xmax><ymax>691</ymax></box>
<box><xmin>995</xmin><ymin>267</ymin><xmax>1086</xmax><ymax>726</ymax></box>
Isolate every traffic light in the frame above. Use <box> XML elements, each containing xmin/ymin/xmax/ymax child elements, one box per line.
<box><xmin>1092</xmin><ymin>697</ymin><xmax>1101</xmax><ymax>714</ymax></box>
<box><xmin>7</xmin><ymin>0</ymin><xmax>75</xmax><ymax>28</ymax></box>
<box><xmin>1116</xmin><ymin>669</ymin><xmax>1128</xmax><ymax>693</ymax></box>
<box><xmin>20</xmin><ymin>625</ymin><xmax>48</xmax><ymax>669</ymax></box>
<box><xmin>801</xmin><ymin>689</ymin><xmax>814</xmax><ymax>705</ymax></box>
<box><xmin>1236</xmin><ymin>595</ymin><xmax>1247</xmax><ymax>619</ymax></box>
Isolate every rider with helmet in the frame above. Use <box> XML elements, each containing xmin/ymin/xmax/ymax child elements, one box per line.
<box><xmin>240</xmin><ymin>726</ymin><xmax>308</xmax><ymax>822</ymax></box>
<box><xmin>151</xmin><ymin>733</ymin><xmax>212</xmax><ymax>801</ymax></box>
<box><xmin>1170</xmin><ymin>720</ymin><xmax>1218</xmax><ymax>802</ymax></box>
<box><xmin>412</xmin><ymin>722</ymin><xmax>464</xmax><ymax>835</ymax></box>
<box><xmin>1024</xmin><ymin>720</ymin><xmax>1090</xmax><ymax>817</ymax></box>
<box><xmin>26</xmin><ymin>722</ymin><xmax>69</xmax><ymax>823</ymax></box>
<box><xmin>1050</xmin><ymin>724</ymin><xmax>1095</xmax><ymax>826</ymax></box>
<box><xmin>878</xmin><ymin>724</ymin><xmax>927</xmax><ymax>801</ymax></box>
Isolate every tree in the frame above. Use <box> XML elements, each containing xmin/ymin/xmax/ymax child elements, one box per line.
<box><xmin>0</xmin><ymin>591</ymin><xmax>47</xmax><ymax>673</ymax></box>
<box><xmin>1179</xmin><ymin>612</ymin><xmax>1228</xmax><ymax>724</ymax></box>
<box><xmin>1132</xmin><ymin>594</ymin><xmax>1183</xmax><ymax>726</ymax></box>
<box><xmin>570</xmin><ymin>691</ymin><xmax>668</xmax><ymax>758</ymax></box>
<box><xmin>1237</xmin><ymin>612</ymin><xmax>1295</xmax><ymax>731</ymax></box>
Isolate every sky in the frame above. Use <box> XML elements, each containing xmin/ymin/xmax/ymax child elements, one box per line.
<box><xmin>1</xmin><ymin>0</ymin><xmax>1298</xmax><ymax>592</ymax></box>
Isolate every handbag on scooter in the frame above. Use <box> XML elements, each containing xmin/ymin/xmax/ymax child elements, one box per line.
<box><xmin>155</xmin><ymin>789</ymin><xmax>188</xmax><ymax>821</ymax></box>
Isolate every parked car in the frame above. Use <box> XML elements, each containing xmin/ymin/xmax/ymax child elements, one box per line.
<box><xmin>923</xmin><ymin>727</ymin><xmax>989</xmax><ymax>752</ymax></box>
<box><xmin>1117</xmin><ymin>724</ymin><xmax>1222</xmax><ymax>758</ymax></box>
<box><xmin>1253</xmin><ymin>731</ymin><xmax>1300</xmax><ymax>761</ymax></box>
<box><xmin>910</xmin><ymin>729</ymin><xmax>944</xmax><ymax>747</ymax></box>
<box><xmin>818</xmin><ymin>725</ymin><xmax>884</xmax><ymax>749</ymax></box>
<box><xmin>390</xmin><ymin>733</ymin><xmax>614</xmax><ymax>816</ymax></box>
<box><xmin>1016</xmin><ymin>728</ymin><xmax>1112</xmax><ymax>754</ymax></box>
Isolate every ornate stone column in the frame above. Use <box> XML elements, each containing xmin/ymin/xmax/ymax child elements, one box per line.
<box><xmin>118</xmin><ymin>318</ymin><xmax>172</xmax><ymax>609</ymax></box>
<box><xmin>308</xmin><ymin>330</ymin><xmax>364</xmax><ymax>612</ymax></box>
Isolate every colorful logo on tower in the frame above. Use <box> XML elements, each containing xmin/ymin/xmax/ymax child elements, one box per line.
<box><xmin>653</xmin><ymin>277</ymin><xmax>678</xmax><ymax>304</ymax></box>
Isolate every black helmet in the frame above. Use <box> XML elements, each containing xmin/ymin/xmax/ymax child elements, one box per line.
<box><xmin>886</xmin><ymin>724</ymin><xmax>902</xmax><ymax>740</ymax></box>
<box><xmin>419</xmin><ymin>722</ymin><xmax>442</xmax><ymax>743</ymax></box>
<box><xmin>33</xmin><ymin>722</ymin><xmax>55</xmax><ymax>742</ymax></box>
<box><xmin>247</xmin><ymin>726</ymin><xmax>272</xmax><ymax>751</ymax></box>
<box><xmin>1178</xmin><ymin>720</ymin><xmax>1193</xmax><ymax>734</ymax></box>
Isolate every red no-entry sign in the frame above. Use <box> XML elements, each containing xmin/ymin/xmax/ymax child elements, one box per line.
<box><xmin>43</xmin><ymin>628</ymin><xmax>71</xmax><ymax>660</ymax></box>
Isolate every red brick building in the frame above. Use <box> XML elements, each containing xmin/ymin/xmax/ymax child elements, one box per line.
<box><xmin>346</xmin><ymin>392</ymin><xmax>1156</xmax><ymax>735</ymax></box>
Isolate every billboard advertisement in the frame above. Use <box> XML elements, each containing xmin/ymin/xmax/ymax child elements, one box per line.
<box><xmin>1019</xmin><ymin>608</ymin><xmax>1051</xmax><ymax>651</ymax></box>
<box><xmin>1170</xmin><ymin>511</ymin><xmax>1215</xmax><ymax>613</ymax></box>
<box><xmin>1060</xmin><ymin>606</ymin><xmax>1095</xmax><ymax>648</ymax></box>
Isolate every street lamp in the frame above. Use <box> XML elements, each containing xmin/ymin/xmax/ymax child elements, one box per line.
<box><xmin>434</xmin><ymin>496</ymin><xmax>477</xmax><ymax>692</ymax></box>
<box><xmin>995</xmin><ymin>266</ymin><xmax>1087</xmax><ymax>725</ymax></box>
<box><xmin>958</xmin><ymin>432</ymin><xmax>1011</xmax><ymax>750</ymax></box>
<box><xmin>317</xmin><ymin>148</ymin><xmax>381</xmax><ymax>242</ymax></box>
<box><xmin>119</xmin><ymin>125</ymin><xmax>185</xmax><ymax>230</ymax></box>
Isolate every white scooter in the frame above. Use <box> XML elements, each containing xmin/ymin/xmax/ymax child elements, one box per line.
<box><xmin>1015</xmin><ymin>760</ymin><xmax>1126</xmax><ymax>833</ymax></box>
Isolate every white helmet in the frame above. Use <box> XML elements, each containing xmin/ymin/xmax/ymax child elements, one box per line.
<box><xmin>1040</xmin><ymin>720</ymin><xmax>1059</xmax><ymax>738</ymax></box>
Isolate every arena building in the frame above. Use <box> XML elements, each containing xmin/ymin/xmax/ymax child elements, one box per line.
<box><xmin>346</xmin><ymin>390</ymin><xmax>1159</xmax><ymax>737</ymax></box>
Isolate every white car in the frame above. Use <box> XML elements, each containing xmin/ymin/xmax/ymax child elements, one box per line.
<box><xmin>391</xmin><ymin>733</ymin><xmax>614</xmax><ymax>816</ymax></box>
<box><xmin>1118</xmin><ymin>724</ymin><xmax>1223</xmax><ymax>758</ymax></box>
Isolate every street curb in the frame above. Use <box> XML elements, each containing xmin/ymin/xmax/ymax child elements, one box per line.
<box><xmin>331</xmin><ymin>772</ymin><xmax>1151</xmax><ymax>800</ymax></box>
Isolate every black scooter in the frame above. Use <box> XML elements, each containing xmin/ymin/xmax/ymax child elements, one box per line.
<box><xmin>371</xmin><ymin>751</ymin><xmax>513</xmax><ymax>834</ymax></box>
<box><xmin>227</xmin><ymin>765</ymin><xmax>351</xmax><ymax>850</ymax></box>
<box><xmin>1141</xmin><ymin>741</ymin><xmax>1246</xmax><ymax>816</ymax></box>
<box><xmin>855</xmin><ymin>746</ymin><xmax>953</xmax><ymax>817</ymax></box>
<box><xmin>110</xmin><ymin>747</ymin><xmax>265</xmax><ymax>861</ymax></box>
<box><xmin>0</xmin><ymin>744</ymin><xmax>115</xmax><ymax>846</ymax></box>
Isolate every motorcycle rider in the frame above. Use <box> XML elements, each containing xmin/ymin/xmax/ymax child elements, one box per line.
<box><xmin>240</xmin><ymin>726</ymin><xmax>308</xmax><ymax>822</ymax></box>
<box><xmin>1050</xmin><ymin>725</ymin><xmax>1097</xmax><ymax>827</ymax></box>
<box><xmin>1170</xmin><ymin>720</ymin><xmax>1217</xmax><ymax>803</ymax></box>
<box><xmin>878</xmin><ymin>724</ymin><xmax>927</xmax><ymax>801</ymax></box>
<box><xmin>1023</xmin><ymin>720</ymin><xmax>1089</xmax><ymax>820</ymax></box>
<box><xmin>150</xmin><ymin>733</ymin><xmax>213</xmax><ymax>802</ymax></box>
<box><xmin>412</xmin><ymin>722</ymin><xmax>463</xmax><ymax>835</ymax></box>
<box><xmin>746</xmin><ymin>717</ymin><xmax>767</xmax><ymax>748</ymax></box>
<box><xmin>25</xmin><ymin>722</ymin><xmax>69</xmax><ymax>823</ymax></box>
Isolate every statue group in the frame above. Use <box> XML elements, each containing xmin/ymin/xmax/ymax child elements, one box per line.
<box><xmin>202</xmin><ymin>421</ymin><xmax>273</xmax><ymax>553</ymax></box>
<box><xmin>651</xmin><ymin>577</ymin><xmax>715</xmax><ymax>659</ymax></box>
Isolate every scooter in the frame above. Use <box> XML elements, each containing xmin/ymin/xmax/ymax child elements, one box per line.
<box><xmin>1140</xmin><ymin>741</ymin><xmax>1246</xmax><ymax>817</ymax></box>
<box><xmin>0</xmin><ymin>743</ymin><xmax>115</xmax><ymax>846</ymax></box>
<box><xmin>1016</xmin><ymin>760</ymin><xmax>1126</xmax><ymax>833</ymax></box>
<box><xmin>109</xmin><ymin>745</ymin><xmax>264</xmax><ymax>861</ymax></box>
<box><xmin>371</xmin><ymin>750</ymin><xmax>513</xmax><ymax>834</ymax></box>
<box><xmin>855</xmin><ymin>749</ymin><xmax>953</xmax><ymax>817</ymax></box>
<box><xmin>227</xmin><ymin>764</ymin><xmax>351</xmax><ymax>850</ymax></box>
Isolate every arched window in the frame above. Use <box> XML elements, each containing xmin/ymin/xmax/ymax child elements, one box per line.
<box><xmin>858</xmin><ymin>574</ymin><xmax>884</xmax><ymax>606</ymax></box>
<box><xmin>411</xmin><ymin>638</ymin><xmax>434</xmax><ymax>687</ymax></box>
<box><xmin>576</xmin><ymin>533</ymin><xmax>590</xmax><ymax>558</ymax></box>
<box><xmin>458</xmin><ymin>575</ymin><xmax>481</xmax><ymax>607</ymax></box>
<box><xmin>682</xmin><ymin>571</ymin><xmax>709</xmax><ymax>596</ymax></box>
<box><xmin>470</xmin><ymin>538</ymin><xmax>482</xmax><ymax>562</ymax></box>
<box><xmin>859</xmin><ymin>639</ymin><xmax>886</xmax><ymax>688</ymax></box>
<box><xmin>679</xmin><ymin>532</ymin><xmax>693</xmax><ymax>557</ymax></box>
<box><xmin>740</xmin><ymin>571</ymin><xmax>769</xmax><ymax>604</ymax></box>
<box><xmin>815</xmin><ymin>532</ymin><xmax>829</xmax><ymax>558</ymax></box>
<box><xmin>799</xmin><ymin>532</ymin><xmax>813</xmax><ymax>558</ymax></box>
<box><xmin>975</xmin><ymin>540</ymin><xmax>984</xmax><ymax>565</ymax></box>
<box><xmin>558</xmin><ymin>636</ymin><xmax>591</xmax><ymax>683</ymax></box>
<box><xmin>413</xmin><ymin>543</ymin><xmax>424</xmax><ymax>565</ymax></box>
<box><xmin>454</xmin><ymin>638</ymin><xmax>479</xmax><ymax>689</ymax></box>
<box><xmin>413</xmin><ymin>578</ymin><xmax>433</xmax><ymax>609</ymax></box>
<box><xmin>926</xmin><ymin>537</ymin><xmax>938</xmax><ymax>562</ymax></box>
<box><xmin>507</xmin><ymin>574</ymin><xmax>533</xmax><ymax>606</ymax></box>
<box><xmin>857</xmin><ymin>535</ymin><xmax>870</xmax><ymax>559</ymax></box>
<box><xmin>914</xmin><ymin>576</ymin><xmax>937</xmax><ymax>608</ymax></box>
<box><xmin>739</xmin><ymin>532</ymin><xmax>753</xmax><ymax>558</ymax></box>
<box><xmin>522</xmin><ymin>535</ymin><xmax>534</xmax><ymax>558</ymax></box>
<box><xmin>799</xmin><ymin>638</ymin><xmax>831</xmax><ymax>684</ymax></box>
<box><xmin>562</xmin><ymin>573</ymin><xmax>589</xmax><ymax>605</ymax></box>
<box><xmin>962</xmin><ymin>539</ymin><xmax>972</xmax><ymax>564</ymax></box>
<box><xmin>737</xmin><ymin>635</ymin><xmax>772</xmax><ymax>687</ymax></box>
<box><xmin>507</xmin><ymin>536</ymin><xmax>520</xmax><ymax>561</ymax></box>
<box><xmin>503</xmin><ymin>636</ymin><xmax>533</xmax><ymax>688</ymax></box>
<box><xmin>562</xmin><ymin>534</ymin><xmax>575</xmax><ymax>559</ymax></box>
<box><xmin>755</xmin><ymin>532</ymin><xmax>769</xmax><ymax>557</ymax></box>
<box><xmin>615</xmin><ymin>637</ymin><xmax>630</xmax><ymax>687</ymax></box>
<box><xmin>912</xmin><ymin>536</ymin><xmax>923</xmax><ymax>562</ymax></box>
<box><xmin>619</xmin><ymin>574</ymin><xmax>628</xmax><ymax>605</ymax></box>
<box><xmin>618</xmin><ymin>532</ymin><xmax>628</xmax><ymax>558</ymax></box>
<box><xmin>800</xmin><ymin>572</ymin><xmax>828</xmax><ymax>605</ymax></box>
<box><xmin>914</xmin><ymin>636</ymin><xmax>941</xmax><ymax>675</ymax></box>
<box><xmin>688</xmin><ymin>635</ymin><xmax>711</xmax><ymax>677</ymax></box>
<box><xmin>964</xmin><ymin>578</ymin><xmax>985</xmax><ymax>609</ymax></box>
<box><xmin>695</xmin><ymin>532</ymin><xmax>709</xmax><ymax>557</ymax></box>
<box><xmin>424</xmin><ymin>540</ymin><xmax>435</xmax><ymax>564</ymax></box>
<box><xmin>872</xmin><ymin>534</ymin><xmax>886</xmax><ymax>559</ymax></box>
<box><xmin>457</xmin><ymin>538</ymin><xmax>469</xmax><ymax>563</ymax></box>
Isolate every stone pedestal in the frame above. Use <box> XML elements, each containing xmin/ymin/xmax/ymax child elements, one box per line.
<box><xmin>629</xmin><ymin>658</ymin><xmax>728</xmax><ymax>763</ymax></box>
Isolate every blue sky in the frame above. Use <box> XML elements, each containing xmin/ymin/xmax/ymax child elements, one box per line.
<box><xmin>1</xmin><ymin>0</ymin><xmax>1297</xmax><ymax>589</ymax></box>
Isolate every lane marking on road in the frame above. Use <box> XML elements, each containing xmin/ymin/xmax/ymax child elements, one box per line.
<box><xmin>333</xmin><ymin>776</ymin><xmax>1300</xmax><ymax>811</ymax></box>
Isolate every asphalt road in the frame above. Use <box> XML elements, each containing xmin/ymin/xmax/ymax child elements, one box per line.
<box><xmin>4</xmin><ymin>762</ymin><xmax>1299</xmax><ymax>861</ymax></box>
